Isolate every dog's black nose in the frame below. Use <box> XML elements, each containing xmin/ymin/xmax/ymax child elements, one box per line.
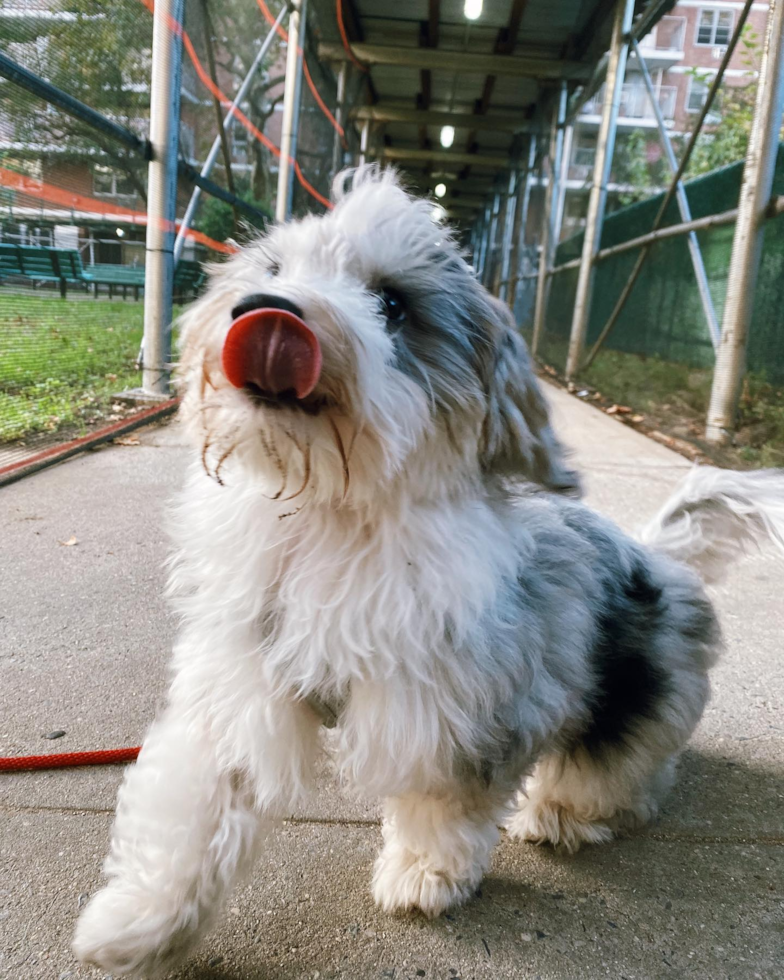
<box><xmin>231</xmin><ymin>293</ymin><xmax>304</xmax><ymax>321</ymax></box>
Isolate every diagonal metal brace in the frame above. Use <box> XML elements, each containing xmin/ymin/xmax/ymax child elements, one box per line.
<box><xmin>632</xmin><ymin>38</ymin><xmax>720</xmax><ymax>349</ymax></box>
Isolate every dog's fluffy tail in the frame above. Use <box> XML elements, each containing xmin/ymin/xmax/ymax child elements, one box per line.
<box><xmin>638</xmin><ymin>466</ymin><xmax>784</xmax><ymax>584</ymax></box>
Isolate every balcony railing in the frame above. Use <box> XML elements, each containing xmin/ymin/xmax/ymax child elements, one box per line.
<box><xmin>581</xmin><ymin>83</ymin><xmax>677</xmax><ymax>122</ymax></box>
<box><xmin>637</xmin><ymin>15</ymin><xmax>686</xmax><ymax>54</ymax></box>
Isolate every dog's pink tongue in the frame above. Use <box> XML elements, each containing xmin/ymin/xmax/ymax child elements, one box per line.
<box><xmin>221</xmin><ymin>309</ymin><xmax>322</xmax><ymax>399</ymax></box>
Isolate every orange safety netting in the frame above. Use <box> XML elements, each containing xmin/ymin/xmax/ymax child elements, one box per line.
<box><xmin>139</xmin><ymin>0</ymin><xmax>333</xmax><ymax>210</ymax></box>
<box><xmin>0</xmin><ymin>166</ymin><xmax>236</xmax><ymax>254</ymax></box>
<box><xmin>255</xmin><ymin>0</ymin><xmax>345</xmax><ymax>144</ymax></box>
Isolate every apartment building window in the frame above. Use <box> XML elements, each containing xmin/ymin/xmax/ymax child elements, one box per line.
<box><xmin>686</xmin><ymin>76</ymin><xmax>722</xmax><ymax>122</ymax></box>
<box><xmin>93</xmin><ymin>164</ymin><xmax>136</xmax><ymax>198</ymax></box>
<box><xmin>696</xmin><ymin>8</ymin><xmax>733</xmax><ymax>46</ymax></box>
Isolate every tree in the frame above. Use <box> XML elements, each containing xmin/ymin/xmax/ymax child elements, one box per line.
<box><xmin>685</xmin><ymin>25</ymin><xmax>768</xmax><ymax>178</ymax></box>
<box><xmin>0</xmin><ymin>0</ymin><xmax>288</xmax><ymax>228</ymax></box>
<box><xmin>0</xmin><ymin>0</ymin><xmax>154</xmax><ymax>201</ymax></box>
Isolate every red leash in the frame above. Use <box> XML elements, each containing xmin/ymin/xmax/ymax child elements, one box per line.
<box><xmin>0</xmin><ymin>747</ymin><xmax>140</xmax><ymax>773</ymax></box>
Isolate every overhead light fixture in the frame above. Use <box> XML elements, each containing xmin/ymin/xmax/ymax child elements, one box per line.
<box><xmin>115</xmin><ymin>227</ymin><xmax>125</xmax><ymax>238</ymax></box>
<box><xmin>440</xmin><ymin>125</ymin><xmax>455</xmax><ymax>149</ymax></box>
<box><xmin>434</xmin><ymin>182</ymin><xmax>447</xmax><ymax>199</ymax></box>
<box><xmin>464</xmin><ymin>0</ymin><xmax>482</xmax><ymax>20</ymax></box>
<box><xmin>430</xmin><ymin>204</ymin><xmax>447</xmax><ymax>223</ymax></box>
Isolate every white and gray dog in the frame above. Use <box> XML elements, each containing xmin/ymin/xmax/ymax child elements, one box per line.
<box><xmin>75</xmin><ymin>167</ymin><xmax>784</xmax><ymax>976</ymax></box>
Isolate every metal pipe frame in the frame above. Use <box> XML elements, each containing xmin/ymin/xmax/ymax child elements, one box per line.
<box><xmin>174</xmin><ymin>3</ymin><xmax>284</xmax><ymax>262</ymax></box>
<box><xmin>0</xmin><ymin>50</ymin><xmax>152</xmax><ymax>159</ymax></box>
<box><xmin>376</xmin><ymin>147</ymin><xmax>514</xmax><ymax>169</ymax></box>
<box><xmin>318</xmin><ymin>42</ymin><xmax>589</xmax><ymax>81</ymax></box>
<box><xmin>351</xmin><ymin>105</ymin><xmax>532</xmax><ymax>134</ymax></box>
<box><xmin>506</xmin><ymin>135</ymin><xmax>537</xmax><ymax>310</ymax></box>
<box><xmin>359</xmin><ymin>118</ymin><xmax>370</xmax><ymax>165</ymax></box>
<box><xmin>276</xmin><ymin>0</ymin><xmax>306</xmax><ymax>222</ymax></box>
<box><xmin>582</xmin><ymin>0</ymin><xmax>754</xmax><ymax>371</ymax></box>
<box><xmin>565</xmin><ymin>0</ymin><xmax>677</xmax><ymax>123</ymax></box>
<box><xmin>565</xmin><ymin>0</ymin><xmax>634</xmax><ymax>379</ymax></box>
<box><xmin>332</xmin><ymin>62</ymin><xmax>349</xmax><ymax>177</ymax></box>
<box><xmin>486</xmin><ymin>192</ymin><xmax>502</xmax><ymax>288</ymax></box>
<box><xmin>284</xmin><ymin>0</ymin><xmax>308</xmax><ymax>218</ymax></box>
<box><xmin>498</xmin><ymin>167</ymin><xmax>519</xmax><ymax>302</ymax></box>
<box><xmin>532</xmin><ymin>83</ymin><xmax>568</xmax><ymax>356</ymax></box>
<box><xmin>493</xmin><ymin>177</ymin><xmax>514</xmax><ymax>296</ymax></box>
<box><xmin>633</xmin><ymin>38</ymin><xmax>720</xmax><ymax>348</ymax></box>
<box><xmin>554</xmin><ymin>120</ymin><xmax>573</xmax><ymax>242</ymax></box>
<box><xmin>142</xmin><ymin>0</ymin><xmax>183</xmax><ymax>396</ymax></box>
<box><xmin>706</xmin><ymin>0</ymin><xmax>784</xmax><ymax>444</ymax></box>
<box><xmin>476</xmin><ymin>202</ymin><xmax>492</xmax><ymax>280</ymax></box>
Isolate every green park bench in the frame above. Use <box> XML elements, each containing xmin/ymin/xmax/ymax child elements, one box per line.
<box><xmin>0</xmin><ymin>243</ymin><xmax>206</xmax><ymax>302</ymax></box>
<box><xmin>0</xmin><ymin>242</ymin><xmax>86</xmax><ymax>298</ymax></box>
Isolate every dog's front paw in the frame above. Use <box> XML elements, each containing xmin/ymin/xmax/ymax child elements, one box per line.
<box><xmin>372</xmin><ymin>844</ymin><xmax>478</xmax><ymax>918</ymax></box>
<box><xmin>73</xmin><ymin>883</ymin><xmax>199</xmax><ymax>978</ymax></box>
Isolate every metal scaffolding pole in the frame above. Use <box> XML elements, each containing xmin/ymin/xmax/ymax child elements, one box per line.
<box><xmin>531</xmin><ymin>83</ymin><xmax>567</xmax><ymax>356</ymax></box>
<box><xmin>633</xmin><ymin>39</ymin><xmax>720</xmax><ymax>348</ymax></box>
<box><xmin>565</xmin><ymin>0</ymin><xmax>634</xmax><ymax>378</ymax></box>
<box><xmin>358</xmin><ymin>118</ymin><xmax>370</xmax><ymax>165</ymax></box>
<box><xmin>142</xmin><ymin>0</ymin><xmax>184</xmax><ymax>395</ymax></box>
<box><xmin>173</xmin><ymin>4</ymin><xmax>285</xmax><ymax>264</ymax></box>
<box><xmin>498</xmin><ymin>168</ymin><xmax>518</xmax><ymax>302</ymax></box>
<box><xmin>276</xmin><ymin>0</ymin><xmax>307</xmax><ymax>222</ymax></box>
<box><xmin>706</xmin><ymin>0</ymin><xmax>784</xmax><ymax>443</ymax></box>
<box><xmin>554</xmin><ymin>120</ymin><xmax>573</xmax><ymax>242</ymax></box>
<box><xmin>494</xmin><ymin>175</ymin><xmax>516</xmax><ymax>295</ymax></box>
<box><xmin>332</xmin><ymin>62</ymin><xmax>348</xmax><ymax>177</ymax></box>
<box><xmin>486</xmin><ymin>192</ymin><xmax>502</xmax><ymax>288</ymax></box>
<box><xmin>477</xmin><ymin>202</ymin><xmax>491</xmax><ymax>280</ymax></box>
<box><xmin>505</xmin><ymin>136</ymin><xmax>537</xmax><ymax>309</ymax></box>
<box><xmin>582</xmin><ymin>0</ymin><xmax>753</xmax><ymax>371</ymax></box>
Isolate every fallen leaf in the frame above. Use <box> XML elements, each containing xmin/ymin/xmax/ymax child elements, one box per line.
<box><xmin>606</xmin><ymin>404</ymin><xmax>632</xmax><ymax>415</ymax></box>
<box><xmin>59</xmin><ymin>535</ymin><xmax>78</xmax><ymax>547</ymax></box>
<box><xmin>631</xmin><ymin>414</ymin><xmax>645</xmax><ymax>423</ymax></box>
<box><xmin>114</xmin><ymin>435</ymin><xmax>140</xmax><ymax>446</ymax></box>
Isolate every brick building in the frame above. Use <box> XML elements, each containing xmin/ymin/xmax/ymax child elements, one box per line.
<box><xmin>562</xmin><ymin>0</ymin><xmax>770</xmax><ymax>236</ymax></box>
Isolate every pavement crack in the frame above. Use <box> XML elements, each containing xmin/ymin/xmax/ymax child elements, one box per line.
<box><xmin>3</xmin><ymin>805</ymin><xmax>781</xmax><ymax>846</ymax></box>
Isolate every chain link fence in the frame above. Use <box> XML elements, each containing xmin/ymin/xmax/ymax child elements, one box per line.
<box><xmin>0</xmin><ymin>0</ymin><xmax>345</xmax><ymax>471</ymax></box>
<box><xmin>514</xmin><ymin>146</ymin><xmax>784</xmax><ymax>464</ymax></box>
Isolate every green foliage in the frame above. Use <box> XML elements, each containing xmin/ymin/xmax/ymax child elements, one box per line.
<box><xmin>0</xmin><ymin>0</ymin><xmax>153</xmax><ymax>198</ymax></box>
<box><xmin>614</xmin><ymin>130</ymin><xmax>659</xmax><ymax>207</ymax></box>
<box><xmin>685</xmin><ymin>25</ymin><xmax>766</xmax><ymax>177</ymax></box>
<box><xmin>194</xmin><ymin>187</ymin><xmax>271</xmax><ymax>245</ymax></box>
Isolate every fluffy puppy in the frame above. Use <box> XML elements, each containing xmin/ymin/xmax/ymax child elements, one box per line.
<box><xmin>74</xmin><ymin>166</ymin><xmax>784</xmax><ymax>978</ymax></box>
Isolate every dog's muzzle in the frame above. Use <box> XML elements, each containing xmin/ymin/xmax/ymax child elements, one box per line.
<box><xmin>222</xmin><ymin>297</ymin><xmax>322</xmax><ymax>401</ymax></box>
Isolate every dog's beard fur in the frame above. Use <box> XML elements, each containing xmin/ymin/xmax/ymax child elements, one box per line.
<box><xmin>73</xmin><ymin>166</ymin><xmax>784</xmax><ymax>979</ymax></box>
<box><xmin>176</xmin><ymin>165</ymin><xmax>581</xmax><ymax>510</ymax></box>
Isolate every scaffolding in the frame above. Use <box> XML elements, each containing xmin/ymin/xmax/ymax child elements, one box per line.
<box><xmin>2</xmin><ymin>0</ymin><xmax>783</xmax><ymax>477</ymax></box>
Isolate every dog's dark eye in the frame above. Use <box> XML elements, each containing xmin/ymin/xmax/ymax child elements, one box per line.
<box><xmin>268</xmin><ymin>261</ymin><xmax>280</xmax><ymax>277</ymax></box>
<box><xmin>381</xmin><ymin>288</ymin><xmax>406</xmax><ymax>323</ymax></box>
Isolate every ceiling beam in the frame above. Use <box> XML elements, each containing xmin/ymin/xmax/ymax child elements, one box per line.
<box><xmin>351</xmin><ymin>105</ymin><xmax>532</xmax><ymax>134</ymax></box>
<box><xmin>376</xmin><ymin>146</ymin><xmax>513</xmax><ymax>168</ymax></box>
<box><xmin>318</xmin><ymin>43</ymin><xmax>589</xmax><ymax>80</ymax></box>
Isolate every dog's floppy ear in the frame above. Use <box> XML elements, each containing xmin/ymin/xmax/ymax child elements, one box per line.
<box><xmin>479</xmin><ymin>296</ymin><xmax>582</xmax><ymax>496</ymax></box>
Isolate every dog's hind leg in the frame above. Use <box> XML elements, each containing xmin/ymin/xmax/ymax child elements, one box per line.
<box><xmin>506</xmin><ymin>739</ymin><xmax>680</xmax><ymax>852</ymax></box>
<box><xmin>74</xmin><ymin>696</ymin><xmax>320</xmax><ymax>978</ymax></box>
<box><xmin>372</xmin><ymin>782</ymin><xmax>510</xmax><ymax>918</ymax></box>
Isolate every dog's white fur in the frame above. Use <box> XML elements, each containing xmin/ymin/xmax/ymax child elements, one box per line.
<box><xmin>74</xmin><ymin>168</ymin><xmax>784</xmax><ymax>977</ymax></box>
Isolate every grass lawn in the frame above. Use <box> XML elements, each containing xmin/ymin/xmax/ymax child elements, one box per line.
<box><xmin>0</xmin><ymin>292</ymin><xmax>179</xmax><ymax>443</ymax></box>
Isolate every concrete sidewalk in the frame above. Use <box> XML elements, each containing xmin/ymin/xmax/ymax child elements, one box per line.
<box><xmin>2</xmin><ymin>384</ymin><xmax>782</xmax><ymax>980</ymax></box>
